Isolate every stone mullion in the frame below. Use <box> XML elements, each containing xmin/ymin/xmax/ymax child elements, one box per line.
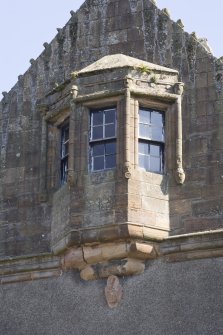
<box><xmin>68</xmin><ymin>85</ymin><xmax>78</xmax><ymax>186</ymax></box>
<box><xmin>123</xmin><ymin>76</ymin><xmax>133</xmax><ymax>178</ymax></box>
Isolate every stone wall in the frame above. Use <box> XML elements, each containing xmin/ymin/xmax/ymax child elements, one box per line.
<box><xmin>1</xmin><ymin>0</ymin><xmax>223</xmax><ymax>255</ymax></box>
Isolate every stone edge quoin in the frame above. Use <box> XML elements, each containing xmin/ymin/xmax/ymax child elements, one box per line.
<box><xmin>1</xmin><ymin>0</ymin><xmax>223</xmax><ymax>284</ymax></box>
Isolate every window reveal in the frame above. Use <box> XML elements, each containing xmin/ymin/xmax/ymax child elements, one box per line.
<box><xmin>60</xmin><ymin>123</ymin><xmax>69</xmax><ymax>184</ymax></box>
<box><xmin>139</xmin><ymin>108</ymin><xmax>165</xmax><ymax>173</ymax></box>
<box><xmin>90</xmin><ymin>107</ymin><xmax>116</xmax><ymax>171</ymax></box>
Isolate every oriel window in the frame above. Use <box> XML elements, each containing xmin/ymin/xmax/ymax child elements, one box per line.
<box><xmin>89</xmin><ymin>107</ymin><xmax>116</xmax><ymax>171</ymax></box>
<box><xmin>138</xmin><ymin>108</ymin><xmax>165</xmax><ymax>173</ymax></box>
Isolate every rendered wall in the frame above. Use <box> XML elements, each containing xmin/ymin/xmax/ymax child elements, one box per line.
<box><xmin>1</xmin><ymin>257</ymin><xmax>223</xmax><ymax>335</ymax></box>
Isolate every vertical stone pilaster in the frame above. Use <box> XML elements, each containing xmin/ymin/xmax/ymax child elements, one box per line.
<box><xmin>134</xmin><ymin>100</ymin><xmax>139</xmax><ymax>167</ymax></box>
<box><xmin>174</xmin><ymin>83</ymin><xmax>185</xmax><ymax>185</ymax></box>
<box><xmin>124</xmin><ymin>76</ymin><xmax>133</xmax><ymax>178</ymax></box>
<box><xmin>68</xmin><ymin>85</ymin><xmax>79</xmax><ymax>186</ymax></box>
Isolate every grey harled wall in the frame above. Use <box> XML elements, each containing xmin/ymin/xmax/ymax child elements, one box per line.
<box><xmin>1</xmin><ymin>258</ymin><xmax>223</xmax><ymax>335</ymax></box>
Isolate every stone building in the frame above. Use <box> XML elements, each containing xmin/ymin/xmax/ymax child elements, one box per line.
<box><xmin>1</xmin><ymin>0</ymin><xmax>223</xmax><ymax>334</ymax></box>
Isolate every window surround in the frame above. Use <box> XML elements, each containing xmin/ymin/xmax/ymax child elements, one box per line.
<box><xmin>89</xmin><ymin>107</ymin><xmax>117</xmax><ymax>172</ymax></box>
<box><xmin>138</xmin><ymin>107</ymin><xmax>165</xmax><ymax>174</ymax></box>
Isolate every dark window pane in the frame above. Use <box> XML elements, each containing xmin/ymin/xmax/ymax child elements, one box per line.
<box><xmin>92</xmin><ymin>111</ymin><xmax>103</xmax><ymax>125</ymax></box>
<box><xmin>62</xmin><ymin>127</ymin><xmax>69</xmax><ymax>141</ymax></box>
<box><xmin>139</xmin><ymin>142</ymin><xmax>149</xmax><ymax>154</ymax></box>
<box><xmin>150</xmin><ymin>144</ymin><xmax>160</xmax><ymax>156</ymax></box>
<box><xmin>105</xmin><ymin>109</ymin><xmax>115</xmax><ymax>123</ymax></box>
<box><xmin>92</xmin><ymin>126</ymin><xmax>103</xmax><ymax>139</ymax></box>
<box><xmin>93</xmin><ymin>156</ymin><xmax>104</xmax><ymax>170</ymax></box>
<box><xmin>105</xmin><ymin>155</ymin><xmax>116</xmax><ymax>169</ymax></box>
<box><xmin>139</xmin><ymin>124</ymin><xmax>150</xmax><ymax>138</ymax></box>
<box><xmin>150</xmin><ymin>156</ymin><xmax>161</xmax><ymax>172</ymax></box>
<box><xmin>151</xmin><ymin>111</ymin><xmax>163</xmax><ymax>126</ymax></box>
<box><xmin>151</xmin><ymin>126</ymin><xmax>164</xmax><ymax>141</ymax></box>
<box><xmin>105</xmin><ymin>142</ymin><xmax>116</xmax><ymax>154</ymax></box>
<box><xmin>139</xmin><ymin>154</ymin><xmax>150</xmax><ymax>171</ymax></box>
<box><xmin>92</xmin><ymin>143</ymin><xmax>104</xmax><ymax>156</ymax></box>
<box><xmin>139</xmin><ymin>109</ymin><xmax>150</xmax><ymax>124</ymax></box>
<box><xmin>105</xmin><ymin>124</ymin><xmax>115</xmax><ymax>138</ymax></box>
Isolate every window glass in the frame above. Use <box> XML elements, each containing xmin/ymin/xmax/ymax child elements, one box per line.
<box><xmin>139</xmin><ymin>141</ymin><xmax>148</xmax><ymax>155</ymax></box>
<box><xmin>139</xmin><ymin>108</ymin><xmax>164</xmax><ymax>174</ymax></box>
<box><xmin>92</xmin><ymin>111</ymin><xmax>103</xmax><ymax>125</ymax></box>
<box><xmin>92</xmin><ymin>125</ymin><xmax>103</xmax><ymax>140</ymax></box>
<box><xmin>105</xmin><ymin>142</ymin><xmax>116</xmax><ymax>155</ymax></box>
<box><xmin>150</xmin><ymin>156</ymin><xmax>161</xmax><ymax>172</ymax></box>
<box><xmin>151</xmin><ymin>111</ymin><xmax>163</xmax><ymax>126</ymax></box>
<box><xmin>92</xmin><ymin>143</ymin><xmax>104</xmax><ymax>156</ymax></box>
<box><xmin>151</xmin><ymin>126</ymin><xmax>164</xmax><ymax>142</ymax></box>
<box><xmin>90</xmin><ymin>107</ymin><xmax>116</xmax><ymax>171</ymax></box>
<box><xmin>150</xmin><ymin>144</ymin><xmax>160</xmax><ymax>156</ymax></box>
<box><xmin>139</xmin><ymin>109</ymin><xmax>150</xmax><ymax>124</ymax></box>
<box><xmin>105</xmin><ymin>124</ymin><xmax>115</xmax><ymax>138</ymax></box>
<box><xmin>93</xmin><ymin>156</ymin><xmax>104</xmax><ymax>171</ymax></box>
<box><xmin>105</xmin><ymin>109</ymin><xmax>115</xmax><ymax>123</ymax></box>
<box><xmin>106</xmin><ymin>155</ymin><xmax>116</xmax><ymax>169</ymax></box>
<box><xmin>139</xmin><ymin>124</ymin><xmax>151</xmax><ymax>139</ymax></box>
<box><xmin>139</xmin><ymin>154</ymin><xmax>150</xmax><ymax>171</ymax></box>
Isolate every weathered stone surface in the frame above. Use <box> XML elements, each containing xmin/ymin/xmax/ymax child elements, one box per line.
<box><xmin>0</xmin><ymin>6</ymin><xmax>223</xmax><ymax>334</ymax></box>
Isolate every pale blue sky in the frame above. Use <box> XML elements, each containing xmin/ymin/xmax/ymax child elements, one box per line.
<box><xmin>1</xmin><ymin>0</ymin><xmax>223</xmax><ymax>98</ymax></box>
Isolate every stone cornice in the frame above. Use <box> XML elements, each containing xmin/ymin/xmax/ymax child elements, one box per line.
<box><xmin>1</xmin><ymin>229</ymin><xmax>223</xmax><ymax>283</ymax></box>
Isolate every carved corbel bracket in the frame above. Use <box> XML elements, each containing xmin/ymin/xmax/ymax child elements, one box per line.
<box><xmin>174</xmin><ymin>82</ymin><xmax>184</xmax><ymax>95</ymax></box>
<box><xmin>62</xmin><ymin>241</ymin><xmax>159</xmax><ymax>281</ymax></box>
<box><xmin>124</xmin><ymin>75</ymin><xmax>134</xmax><ymax>89</ymax></box>
<box><xmin>70</xmin><ymin>85</ymin><xmax>79</xmax><ymax>100</ymax></box>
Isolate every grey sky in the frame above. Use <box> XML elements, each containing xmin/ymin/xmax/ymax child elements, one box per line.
<box><xmin>1</xmin><ymin>0</ymin><xmax>222</xmax><ymax>98</ymax></box>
